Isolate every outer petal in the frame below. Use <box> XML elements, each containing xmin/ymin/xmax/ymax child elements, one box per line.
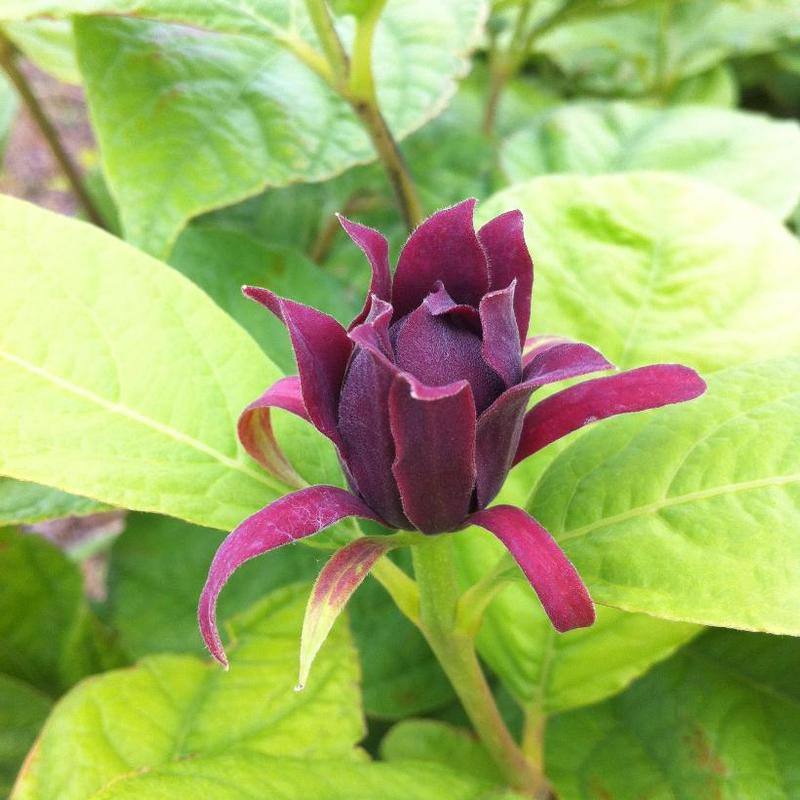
<box><xmin>523</xmin><ymin>339</ymin><xmax>613</xmax><ymax>385</ymax></box>
<box><xmin>514</xmin><ymin>363</ymin><xmax>707</xmax><ymax>465</ymax></box>
<box><xmin>478</xmin><ymin>210</ymin><xmax>533</xmax><ymax>345</ymax></box>
<box><xmin>468</xmin><ymin>505</ymin><xmax>595</xmax><ymax>632</ymax></box>
<box><xmin>341</xmin><ymin>300</ymin><xmax>410</xmax><ymax>529</ymax></box>
<box><xmin>298</xmin><ymin>536</ymin><xmax>392</xmax><ymax>690</ymax></box>
<box><xmin>389</xmin><ymin>374</ymin><xmax>477</xmax><ymax>533</ymax></box>
<box><xmin>198</xmin><ymin>486</ymin><xmax>383</xmax><ymax>667</ymax></box>
<box><xmin>337</xmin><ymin>215</ymin><xmax>392</xmax><ymax>329</ymax></box>
<box><xmin>392</xmin><ymin>199</ymin><xmax>489</xmax><ymax>319</ymax></box>
<box><xmin>243</xmin><ymin>286</ymin><xmax>352</xmax><ymax>449</ymax></box>
<box><xmin>479</xmin><ymin>281</ymin><xmax>522</xmax><ymax>387</ymax></box>
<box><xmin>237</xmin><ymin>376</ymin><xmax>308</xmax><ymax>487</ymax></box>
<box><xmin>474</xmin><ymin>341</ymin><xmax>613</xmax><ymax>507</ymax></box>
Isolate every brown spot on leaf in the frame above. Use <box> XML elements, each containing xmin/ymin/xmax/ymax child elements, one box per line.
<box><xmin>688</xmin><ymin>725</ymin><xmax>728</xmax><ymax>776</ymax></box>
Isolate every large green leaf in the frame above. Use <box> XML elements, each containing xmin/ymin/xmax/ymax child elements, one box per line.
<box><xmin>547</xmin><ymin>629</ymin><xmax>800</xmax><ymax>799</ymax></box>
<box><xmin>0</xmin><ymin>478</ymin><xmax>109</xmax><ymax>526</ymax></box>
<box><xmin>500</xmin><ymin>103</ymin><xmax>800</xmax><ymax>219</ymax></box>
<box><xmin>531</xmin><ymin>358</ymin><xmax>800</xmax><ymax>634</ymax></box>
<box><xmin>0</xmin><ymin>195</ymin><xmax>283</xmax><ymax>531</ymax></box>
<box><xmin>535</xmin><ymin>0</ymin><xmax>800</xmax><ymax>97</ymax></box>
<box><xmin>478</xmin><ymin>173</ymin><xmax>800</xmax><ymax>372</ymax></box>
<box><xmin>0</xmin><ymin>0</ymin><xmax>485</xmax><ymax>255</ymax></box>
<box><xmin>13</xmin><ymin>585</ymin><xmax>499</xmax><ymax>800</ymax></box>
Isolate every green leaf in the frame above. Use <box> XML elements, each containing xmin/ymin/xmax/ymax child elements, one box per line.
<box><xmin>12</xmin><ymin>584</ymin><xmax>360</xmax><ymax>800</ymax></box>
<box><xmin>667</xmin><ymin>63</ymin><xmax>738</xmax><ymax>107</ymax></box>
<box><xmin>381</xmin><ymin>719</ymin><xmax>504</xmax><ymax>785</ymax></box>
<box><xmin>535</xmin><ymin>0</ymin><xmax>800</xmax><ymax>97</ymax></box>
<box><xmin>546</xmin><ymin>628</ymin><xmax>800</xmax><ymax>799</ymax></box>
<box><xmin>0</xmin><ymin>528</ymin><xmax>122</xmax><ymax>696</ymax></box>
<box><xmin>0</xmin><ymin>0</ymin><xmax>486</xmax><ymax>256</ymax></box>
<box><xmin>478</xmin><ymin>173</ymin><xmax>800</xmax><ymax>373</ymax></box>
<box><xmin>0</xmin><ymin>70</ymin><xmax>17</xmax><ymax>156</ymax></box>
<box><xmin>93</xmin><ymin>759</ymin><xmax>511</xmax><ymax>800</ymax></box>
<box><xmin>0</xmin><ymin>478</ymin><xmax>110</xmax><ymax>526</ymax></box>
<box><xmin>0</xmin><ymin>194</ymin><xmax>284</xmax><ymax>531</ymax></box>
<box><xmin>13</xmin><ymin>584</ymin><xmax>498</xmax><ymax>800</ymax></box>
<box><xmin>500</xmin><ymin>103</ymin><xmax>800</xmax><ymax>219</ymax></box>
<box><xmin>1</xmin><ymin>20</ymin><xmax>80</xmax><ymax>84</ymax></box>
<box><xmin>0</xmin><ymin>674</ymin><xmax>51</xmax><ymax>797</ymax></box>
<box><xmin>531</xmin><ymin>357</ymin><xmax>800</xmax><ymax>634</ymax></box>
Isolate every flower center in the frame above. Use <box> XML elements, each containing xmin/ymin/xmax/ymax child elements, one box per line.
<box><xmin>391</xmin><ymin>313</ymin><xmax>504</xmax><ymax>414</ymax></box>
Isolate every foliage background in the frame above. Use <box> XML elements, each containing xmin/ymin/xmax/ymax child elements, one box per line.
<box><xmin>1</xmin><ymin>1</ymin><xmax>799</xmax><ymax>798</ymax></box>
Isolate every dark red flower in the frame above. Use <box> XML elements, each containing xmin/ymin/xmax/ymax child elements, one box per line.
<box><xmin>199</xmin><ymin>199</ymin><xmax>706</xmax><ymax>665</ymax></box>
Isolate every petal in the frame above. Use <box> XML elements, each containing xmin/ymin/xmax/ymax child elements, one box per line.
<box><xmin>479</xmin><ymin>281</ymin><xmax>522</xmax><ymax>387</ymax></box>
<box><xmin>523</xmin><ymin>339</ymin><xmax>613</xmax><ymax>385</ymax></box>
<box><xmin>478</xmin><ymin>210</ymin><xmax>533</xmax><ymax>345</ymax></box>
<box><xmin>474</xmin><ymin>382</ymin><xmax>531</xmax><ymax>508</ymax></box>
<box><xmin>468</xmin><ymin>505</ymin><xmax>595</xmax><ymax>632</ymax></box>
<box><xmin>337</xmin><ymin>215</ymin><xmax>392</xmax><ymax>329</ymax></box>
<box><xmin>389</xmin><ymin>373</ymin><xmax>477</xmax><ymax>533</ymax></box>
<box><xmin>198</xmin><ymin>486</ymin><xmax>383</xmax><ymax>667</ymax></box>
<box><xmin>474</xmin><ymin>341</ymin><xmax>612</xmax><ymax>508</ymax></box>
<box><xmin>244</xmin><ymin>286</ymin><xmax>352</xmax><ymax>449</ymax></box>
<box><xmin>237</xmin><ymin>376</ymin><xmax>308</xmax><ymax>487</ymax></box>
<box><xmin>341</xmin><ymin>302</ymin><xmax>410</xmax><ymax>529</ymax></box>
<box><xmin>298</xmin><ymin>536</ymin><xmax>392</xmax><ymax>690</ymax></box>
<box><xmin>514</xmin><ymin>363</ymin><xmax>707</xmax><ymax>465</ymax></box>
<box><xmin>392</xmin><ymin>199</ymin><xmax>489</xmax><ymax>319</ymax></box>
<box><xmin>423</xmin><ymin>281</ymin><xmax>481</xmax><ymax>333</ymax></box>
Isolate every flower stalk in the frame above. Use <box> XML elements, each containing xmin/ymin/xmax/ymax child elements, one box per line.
<box><xmin>0</xmin><ymin>33</ymin><xmax>106</xmax><ymax>229</ymax></box>
<box><xmin>303</xmin><ymin>0</ymin><xmax>423</xmax><ymax>230</ymax></box>
<box><xmin>412</xmin><ymin>537</ymin><xmax>549</xmax><ymax>798</ymax></box>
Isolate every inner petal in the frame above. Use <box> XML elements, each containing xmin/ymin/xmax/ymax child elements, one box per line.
<box><xmin>392</xmin><ymin>308</ymin><xmax>504</xmax><ymax>414</ymax></box>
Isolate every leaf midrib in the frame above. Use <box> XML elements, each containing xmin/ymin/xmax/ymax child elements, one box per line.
<box><xmin>558</xmin><ymin>473</ymin><xmax>800</xmax><ymax>543</ymax></box>
<box><xmin>0</xmin><ymin>346</ymin><xmax>280</xmax><ymax>493</ymax></box>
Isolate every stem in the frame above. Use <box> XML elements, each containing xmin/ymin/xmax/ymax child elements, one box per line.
<box><xmin>483</xmin><ymin>0</ymin><xmax>532</xmax><ymax>136</ymax></box>
<box><xmin>412</xmin><ymin>537</ymin><xmax>548</xmax><ymax>798</ymax></box>
<box><xmin>482</xmin><ymin>58</ymin><xmax>512</xmax><ymax>137</ymax></box>
<box><xmin>351</xmin><ymin>100</ymin><xmax>423</xmax><ymax>231</ymax></box>
<box><xmin>346</xmin><ymin>0</ymin><xmax>423</xmax><ymax>231</ymax></box>
<box><xmin>371</xmin><ymin>556</ymin><xmax>420</xmax><ymax>625</ymax></box>
<box><xmin>0</xmin><ymin>35</ymin><xmax>106</xmax><ymax>229</ymax></box>
<box><xmin>522</xmin><ymin>704</ymin><xmax>548</xmax><ymax>782</ymax></box>
<box><xmin>304</xmin><ymin>0</ymin><xmax>349</xmax><ymax>86</ymax></box>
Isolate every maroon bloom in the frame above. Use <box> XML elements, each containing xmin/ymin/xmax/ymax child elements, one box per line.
<box><xmin>199</xmin><ymin>199</ymin><xmax>706</xmax><ymax>666</ymax></box>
